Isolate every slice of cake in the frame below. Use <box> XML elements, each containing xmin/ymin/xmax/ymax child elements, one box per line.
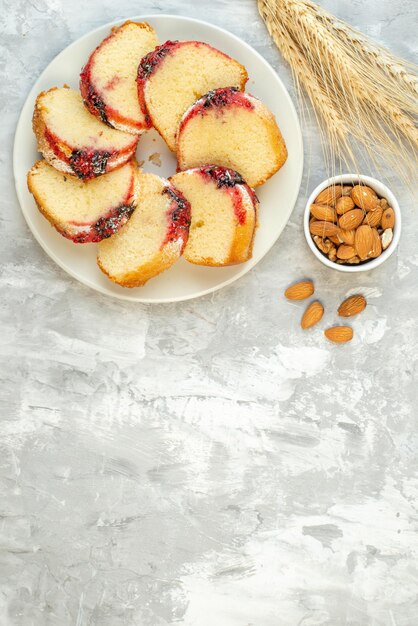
<box><xmin>137</xmin><ymin>40</ymin><xmax>248</xmax><ymax>151</ymax></box>
<box><xmin>170</xmin><ymin>166</ymin><xmax>258</xmax><ymax>266</ymax></box>
<box><xmin>80</xmin><ymin>21</ymin><xmax>158</xmax><ymax>134</ymax></box>
<box><xmin>33</xmin><ymin>87</ymin><xmax>138</xmax><ymax>179</ymax></box>
<box><xmin>176</xmin><ymin>87</ymin><xmax>288</xmax><ymax>187</ymax></box>
<box><xmin>97</xmin><ymin>172</ymin><xmax>191</xmax><ymax>287</ymax></box>
<box><xmin>27</xmin><ymin>159</ymin><xmax>139</xmax><ymax>243</ymax></box>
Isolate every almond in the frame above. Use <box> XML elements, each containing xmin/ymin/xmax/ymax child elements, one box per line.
<box><xmin>309</xmin><ymin>221</ymin><xmax>339</xmax><ymax>238</ymax></box>
<box><xmin>381</xmin><ymin>228</ymin><xmax>393</xmax><ymax>250</ymax></box>
<box><xmin>363</xmin><ymin>206</ymin><xmax>382</xmax><ymax>227</ymax></box>
<box><xmin>339</xmin><ymin>209</ymin><xmax>364</xmax><ymax>230</ymax></box>
<box><xmin>337</xmin><ymin>228</ymin><xmax>356</xmax><ymax>245</ymax></box>
<box><xmin>381</xmin><ymin>207</ymin><xmax>395</xmax><ymax>229</ymax></box>
<box><xmin>336</xmin><ymin>196</ymin><xmax>355</xmax><ymax>215</ymax></box>
<box><xmin>310</xmin><ymin>203</ymin><xmax>337</xmax><ymax>222</ymax></box>
<box><xmin>328</xmin><ymin>235</ymin><xmax>341</xmax><ymax>245</ymax></box>
<box><xmin>338</xmin><ymin>295</ymin><xmax>367</xmax><ymax>317</ymax></box>
<box><xmin>355</xmin><ymin>225</ymin><xmax>374</xmax><ymax>260</ymax></box>
<box><xmin>315</xmin><ymin>185</ymin><xmax>343</xmax><ymax>206</ymax></box>
<box><xmin>337</xmin><ymin>244</ymin><xmax>357</xmax><ymax>260</ymax></box>
<box><xmin>285</xmin><ymin>280</ymin><xmax>314</xmax><ymax>300</ymax></box>
<box><xmin>351</xmin><ymin>185</ymin><xmax>378</xmax><ymax>211</ymax></box>
<box><xmin>301</xmin><ymin>301</ymin><xmax>324</xmax><ymax>329</ymax></box>
<box><xmin>341</xmin><ymin>185</ymin><xmax>353</xmax><ymax>196</ymax></box>
<box><xmin>324</xmin><ymin>326</ymin><xmax>353</xmax><ymax>343</ymax></box>
<box><xmin>370</xmin><ymin>228</ymin><xmax>382</xmax><ymax>257</ymax></box>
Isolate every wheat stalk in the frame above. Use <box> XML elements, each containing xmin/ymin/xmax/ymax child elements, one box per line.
<box><xmin>257</xmin><ymin>0</ymin><xmax>418</xmax><ymax>184</ymax></box>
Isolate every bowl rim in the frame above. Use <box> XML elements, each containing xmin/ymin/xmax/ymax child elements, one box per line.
<box><xmin>304</xmin><ymin>173</ymin><xmax>401</xmax><ymax>273</ymax></box>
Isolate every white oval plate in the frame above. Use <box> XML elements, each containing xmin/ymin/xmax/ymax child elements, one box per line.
<box><xmin>13</xmin><ymin>15</ymin><xmax>303</xmax><ymax>303</ymax></box>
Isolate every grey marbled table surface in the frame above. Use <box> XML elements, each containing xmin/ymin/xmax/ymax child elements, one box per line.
<box><xmin>1</xmin><ymin>0</ymin><xmax>417</xmax><ymax>624</ymax></box>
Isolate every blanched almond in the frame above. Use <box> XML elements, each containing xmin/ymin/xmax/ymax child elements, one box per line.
<box><xmin>337</xmin><ymin>244</ymin><xmax>357</xmax><ymax>259</ymax></box>
<box><xmin>310</xmin><ymin>203</ymin><xmax>337</xmax><ymax>222</ymax></box>
<box><xmin>315</xmin><ymin>185</ymin><xmax>343</xmax><ymax>206</ymax></box>
<box><xmin>381</xmin><ymin>228</ymin><xmax>393</xmax><ymax>250</ymax></box>
<box><xmin>339</xmin><ymin>209</ymin><xmax>364</xmax><ymax>230</ymax></box>
<box><xmin>285</xmin><ymin>281</ymin><xmax>314</xmax><ymax>300</ymax></box>
<box><xmin>351</xmin><ymin>185</ymin><xmax>378</xmax><ymax>211</ymax></box>
<box><xmin>336</xmin><ymin>196</ymin><xmax>355</xmax><ymax>215</ymax></box>
<box><xmin>324</xmin><ymin>326</ymin><xmax>353</xmax><ymax>343</ymax></box>
<box><xmin>309</xmin><ymin>221</ymin><xmax>339</xmax><ymax>237</ymax></box>
<box><xmin>355</xmin><ymin>225</ymin><xmax>374</xmax><ymax>260</ymax></box>
<box><xmin>381</xmin><ymin>207</ymin><xmax>395</xmax><ymax>229</ymax></box>
<box><xmin>301</xmin><ymin>301</ymin><xmax>324</xmax><ymax>329</ymax></box>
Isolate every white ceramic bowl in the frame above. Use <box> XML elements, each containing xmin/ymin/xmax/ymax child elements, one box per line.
<box><xmin>304</xmin><ymin>174</ymin><xmax>401</xmax><ymax>272</ymax></box>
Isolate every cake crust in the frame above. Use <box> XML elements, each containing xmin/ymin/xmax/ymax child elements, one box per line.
<box><xmin>33</xmin><ymin>87</ymin><xmax>138</xmax><ymax>180</ymax></box>
<box><xmin>170</xmin><ymin>166</ymin><xmax>258</xmax><ymax>267</ymax></box>
<box><xmin>27</xmin><ymin>159</ymin><xmax>139</xmax><ymax>243</ymax></box>
<box><xmin>137</xmin><ymin>40</ymin><xmax>248</xmax><ymax>151</ymax></box>
<box><xmin>97</xmin><ymin>173</ymin><xmax>191</xmax><ymax>287</ymax></box>
<box><xmin>80</xmin><ymin>21</ymin><xmax>158</xmax><ymax>134</ymax></box>
<box><xmin>176</xmin><ymin>88</ymin><xmax>288</xmax><ymax>187</ymax></box>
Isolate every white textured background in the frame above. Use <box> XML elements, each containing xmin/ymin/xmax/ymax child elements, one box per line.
<box><xmin>1</xmin><ymin>1</ymin><xmax>417</xmax><ymax>625</ymax></box>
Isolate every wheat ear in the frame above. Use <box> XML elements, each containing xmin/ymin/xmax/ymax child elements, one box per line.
<box><xmin>257</xmin><ymin>0</ymin><xmax>418</xmax><ymax>183</ymax></box>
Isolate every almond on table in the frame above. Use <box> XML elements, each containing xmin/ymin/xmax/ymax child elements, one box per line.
<box><xmin>338</xmin><ymin>295</ymin><xmax>367</xmax><ymax>317</ymax></box>
<box><xmin>284</xmin><ymin>280</ymin><xmax>314</xmax><ymax>300</ymax></box>
<box><xmin>301</xmin><ymin>301</ymin><xmax>324</xmax><ymax>329</ymax></box>
<box><xmin>324</xmin><ymin>326</ymin><xmax>353</xmax><ymax>343</ymax></box>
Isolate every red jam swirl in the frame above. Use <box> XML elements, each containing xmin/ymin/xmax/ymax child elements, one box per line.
<box><xmin>43</xmin><ymin>127</ymin><xmax>136</xmax><ymax>180</ymax></box>
<box><xmin>81</xmin><ymin>52</ymin><xmax>151</xmax><ymax>131</ymax></box>
<box><xmin>58</xmin><ymin>165</ymin><xmax>136</xmax><ymax>243</ymax></box>
<box><xmin>80</xmin><ymin>60</ymin><xmax>111</xmax><ymax>126</ymax></box>
<box><xmin>198</xmin><ymin>166</ymin><xmax>258</xmax><ymax>225</ymax></box>
<box><xmin>178</xmin><ymin>87</ymin><xmax>254</xmax><ymax>136</ymax></box>
<box><xmin>63</xmin><ymin>203</ymin><xmax>135</xmax><ymax>243</ymax></box>
<box><xmin>137</xmin><ymin>40</ymin><xmax>179</xmax><ymax>81</ymax></box>
<box><xmin>136</xmin><ymin>41</ymin><xmax>180</xmax><ymax>124</ymax></box>
<box><xmin>161</xmin><ymin>185</ymin><xmax>191</xmax><ymax>251</ymax></box>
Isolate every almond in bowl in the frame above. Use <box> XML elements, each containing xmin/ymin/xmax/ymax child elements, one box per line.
<box><xmin>304</xmin><ymin>174</ymin><xmax>401</xmax><ymax>272</ymax></box>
